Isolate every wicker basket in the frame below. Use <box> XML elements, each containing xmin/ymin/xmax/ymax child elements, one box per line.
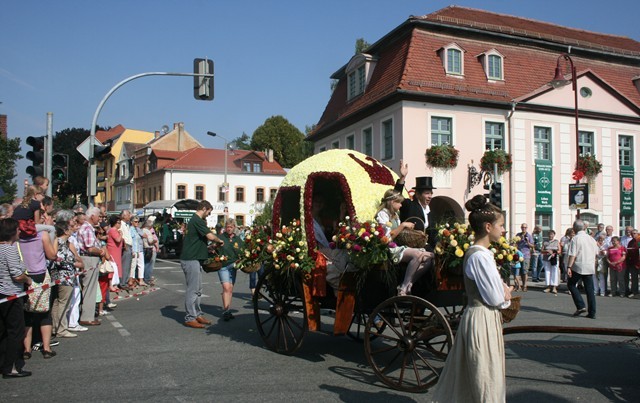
<box><xmin>501</xmin><ymin>296</ymin><xmax>521</xmax><ymax>323</ymax></box>
<box><xmin>239</xmin><ymin>262</ymin><xmax>262</xmax><ymax>274</ymax></box>
<box><xmin>394</xmin><ymin>217</ymin><xmax>428</xmax><ymax>248</ymax></box>
<box><xmin>202</xmin><ymin>260</ymin><xmax>223</xmax><ymax>273</ymax></box>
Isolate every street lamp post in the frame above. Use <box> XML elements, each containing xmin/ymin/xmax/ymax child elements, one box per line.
<box><xmin>206</xmin><ymin>131</ymin><xmax>229</xmax><ymax>210</ymax></box>
<box><xmin>550</xmin><ymin>53</ymin><xmax>580</xmax><ymax>219</ymax></box>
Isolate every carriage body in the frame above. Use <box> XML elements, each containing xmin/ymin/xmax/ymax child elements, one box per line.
<box><xmin>253</xmin><ymin>149</ymin><xmax>464</xmax><ymax>392</ymax></box>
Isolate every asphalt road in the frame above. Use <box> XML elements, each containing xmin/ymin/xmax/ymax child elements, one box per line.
<box><xmin>3</xmin><ymin>260</ymin><xmax>640</xmax><ymax>402</ymax></box>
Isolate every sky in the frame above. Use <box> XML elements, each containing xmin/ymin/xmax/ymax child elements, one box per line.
<box><xmin>2</xmin><ymin>0</ymin><xmax>639</xmax><ymax>188</ymax></box>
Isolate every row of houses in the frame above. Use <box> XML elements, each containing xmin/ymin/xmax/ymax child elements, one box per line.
<box><xmin>93</xmin><ymin>122</ymin><xmax>286</xmax><ymax>226</ymax></box>
<box><xmin>308</xmin><ymin>5</ymin><xmax>640</xmax><ymax>236</ymax></box>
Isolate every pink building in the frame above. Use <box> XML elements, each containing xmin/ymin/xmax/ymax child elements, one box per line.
<box><xmin>309</xmin><ymin>6</ymin><xmax>640</xmax><ymax>236</ymax></box>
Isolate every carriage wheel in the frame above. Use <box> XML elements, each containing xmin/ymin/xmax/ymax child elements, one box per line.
<box><xmin>364</xmin><ymin>296</ymin><xmax>454</xmax><ymax>393</ymax></box>
<box><xmin>440</xmin><ymin>303</ymin><xmax>465</xmax><ymax>334</ymax></box>
<box><xmin>253</xmin><ymin>267</ymin><xmax>307</xmax><ymax>355</ymax></box>
<box><xmin>347</xmin><ymin>311</ymin><xmax>385</xmax><ymax>342</ymax></box>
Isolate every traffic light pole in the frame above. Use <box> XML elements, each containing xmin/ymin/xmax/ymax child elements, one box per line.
<box><xmin>87</xmin><ymin>70</ymin><xmax>214</xmax><ymax>206</ymax></box>
<box><xmin>45</xmin><ymin>112</ymin><xmax>53</xmax><ymax>197</ymax></box>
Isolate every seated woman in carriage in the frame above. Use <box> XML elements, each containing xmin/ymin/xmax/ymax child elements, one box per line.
<box><xmin>375</xmin><ymin>189</ymin><xmax>434</xmax><ymax>295</ymax></box>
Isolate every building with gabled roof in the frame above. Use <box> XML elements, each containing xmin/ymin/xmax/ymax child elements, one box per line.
<box><xmin>310</xmin><ymin>5</ymin><xmax>640</xmax><ymax>235</ymax></box>
<box><xmin>134</xmin><ymin>147</ymin><xmax>286</xmax><ymax>226</ymax></box>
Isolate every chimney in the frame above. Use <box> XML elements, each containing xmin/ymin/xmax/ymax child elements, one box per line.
<box><xmin>268</xmin><ymin>149</ymin><xmax>274</xmax><ymax>163</ymax></box>
<box><xmin>154</xmin><ymin>130</ymin><xmax>160</xmax><ymax>139</ymax></box>
<box><xmin>177</xmin><ymin>122</ymin><xmax>184</xmax><ymax>151</ymax></box>
<box><xmin>0</xmin><ymin>115</ymin><xmax>7</xmax><ymax>140</ymax></box>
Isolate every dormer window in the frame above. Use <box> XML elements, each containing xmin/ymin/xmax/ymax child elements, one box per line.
<box><xmin>478</xmin><ymin>49</ymin><xmax>505</xmax><ymax>81</ymax></box>
<box><xmin>345</xmin><ymin>53</ymin><xmax>376</xmax><ymax>101</ymax></box>
<box><xmin>440</xmin><ymin>43</ymin><xmax>465</xmax><ymax>76</ymax></box>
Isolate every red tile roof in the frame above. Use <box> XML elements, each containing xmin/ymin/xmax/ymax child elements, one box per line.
<box><xmin>96</xmin><ymin>124</ymin><xmax>126</xmax><ymax>144</ymax></box>
<box><xmin>421</xmin><ymin>6</ymin><xmax>640</xmax><ymax>56</ymax></box>
<box><xmin>312</xmin><ymin>6</ymin><xmax>640</xmax><ymax>138</ymax></box>
<box><xmin>162</xmin><ymin>148</ymin><xmax>286</xmax><ymax>175</ymax></box>
<box><xmin>152</xmin><ymin>150</ymin><xmax>186</xmax><ymax>160</ymax></box>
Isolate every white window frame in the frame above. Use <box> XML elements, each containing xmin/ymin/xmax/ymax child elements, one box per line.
<box><xmin>442</xmin><ymin>43</ymin><xmax>464</xmax><ymax>76</ymax></box>
<box><xmin>532</xmin><ymin>125</ymin><xmax>553</xmax><ymax>163</ymax></box>
<box><xmin>346</xmin><ymin>133</ymin><xmax>355</xmax><ymax>150</ymax></box>
<box><xmin>345</xmin><ymin>53</ymin><xmax>375</xmax><ymax>101</ymax></box>
<box><xmin>331</xmin><ymin>140</ymin><xmax>340</xmax><ymax>149</ymax></box>
<box><xmin>618</xmin><ymin>134</ymin><xmax>634</xmax><ymax>168</ymax></box>
<box><xmin>380</xmin><ymin>117</ymin><xmax>394</xmax><ymax>161</ymax></box>
<box><xmin>483</xmin><ymin>119</ymin><xmax>506</xmax><ymax>151</ymax></box>
<box><xmin>362</xmin><ymin>126</ymin><xmax>373</xmax><ymax>156</ymax></box>
<box><xmin>429</xmin><ymin>114</ymin><xmax>456</xmax><ymax>146</ymax></box>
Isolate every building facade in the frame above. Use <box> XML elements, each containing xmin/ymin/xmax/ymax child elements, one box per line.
<box><xmin>309</xmin><ymin>6</ymin><xmax>640</xmax><ymax>236</ymax></box>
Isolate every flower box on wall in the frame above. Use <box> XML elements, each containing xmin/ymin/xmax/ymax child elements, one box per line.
<box><xmin>425</xmin><ymin>144</ymin><xmax>459</xmax><ymax>170</ymax></box>
<box><xmin>480</xmin><ymin>149</ymin><xmax>512</xmax><ymax>175</ymax></box>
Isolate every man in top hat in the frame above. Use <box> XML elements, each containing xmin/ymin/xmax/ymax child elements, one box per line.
<box><xmin>394</xmin><ymin>160</ymin><xmax>437</xmax><ymax>249</ymax></box>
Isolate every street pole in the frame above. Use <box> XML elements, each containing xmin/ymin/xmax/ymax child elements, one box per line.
<box><xmin>87</xmin><ymin>70</ymin><xmax>214</xmax><ymax>206</ymax></box>
<box><xmin>551</xmin><ymin>53</ymin><xmax>580</xmax><ymax>219</ymax></box>
<box><xmin>45</xmin><ymin>112</ymin><xmax>53</xmax><ymax>197</ymax></box>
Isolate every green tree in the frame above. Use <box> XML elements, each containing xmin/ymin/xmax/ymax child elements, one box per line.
<box><xmin>252</xmin><ymin>198</ymin><xmax>274</xmax><ymax>228</ymax></box>
<box><xmin>250</xmin><ymin>115</ymin><xmax>308</xmax><ymax>168</ymax></box>
<box><xmin>0</xmin><ymin>136</ymin><xmax>22</xmax><ymax>203</ymax></box>
<box><xmin>355</xmin><ymin>37</ymin><xmax>371</xmax><ymax>54</ymax></box>
<box><xmin>232</xmin><ymin>132</ymin><xmax>252</xmax><ymax>150</ymax></box>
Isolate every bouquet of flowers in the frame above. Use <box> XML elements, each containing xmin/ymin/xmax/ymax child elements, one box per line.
<box><xmin>235</xmin><ymin>225</ymin><xmax>270</xmax><ymax>273</ymax></box>
<box><xmin>434</xmin><ymin>223</ymin><xmax>523</xmax><ymax>281</ymax></box>
<box><xmin>330</xmin><ymin>216</ymin><xmax>392</xmax><ymax>270</ymax></box>
<box><xmin>490</xmin><ymin>236</ymin><xmax>523</xmax><ymax>281</ymax></box>
<box><xmin>575</xmin><ymin>153</ymin><xmax>602</xmax><ymax>179</ymax></box>
<box><xmin>262</xmin><ymin>220</ymin><xmax>315</xmax><ymax>275</ymax></box>
<box><xmin>480</xmin><ymin>149</ymin><xmax>513</xmax><ymax>174</ymax></box>
<box><xmin>425</xmin><ymin>143</ymin><xmax>459</xmax><ymax>170</ymax></box>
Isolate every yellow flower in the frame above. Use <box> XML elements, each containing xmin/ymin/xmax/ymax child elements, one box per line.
<box><xmin>435</xmin><ymin>246</ymin><xmax>443</xmax><ymax>254</ymax></box>
<box><xmin>464</xmin><ymin>243</ymin><xmax>470</xmax><ymax>250</ymax></box>
<box><xmin>507</xmin><ymin>254</ymin><xmax>513</xmax><ymax>261</ymax></box>
<box><xmin>497</xmin><ymin>254</ymin><xmax>504</xmax><ymax>260</ymax></box>
<box><xmin>450</xmin><ymin>240</ymin><xmax>458</xmax><ymax>247</ymax></box>
<box><xmin>455</xmin><ymin>248</ymin><xmax>464</xmax><ymax>257</ymax></box>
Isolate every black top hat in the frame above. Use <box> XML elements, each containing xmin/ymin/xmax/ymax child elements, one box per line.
<box><xmin>412</xmin><ymin>176</ymin><xmax>436</xmax><ymax>191</ymax></box>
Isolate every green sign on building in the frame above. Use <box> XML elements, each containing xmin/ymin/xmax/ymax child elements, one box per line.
<box><xmin>621</xmin><ymin>167</ymin><xmax>634</xmax><ymax>213</ymax></box>
<box><xmin>535</xmin><ymin>160</ymin><xmax>553</xmax><ymax>212</ymax></box>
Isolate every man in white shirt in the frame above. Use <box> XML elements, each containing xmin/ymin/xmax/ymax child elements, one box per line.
<box><xmin>566</xmin><ymin>219</ymin><xmax>599</xmax><ymax>319</ymax></box>
<box><xmin>119</xmin><ymin>210</ymin><xmax>134</xmax><ymax>290</ymax></box>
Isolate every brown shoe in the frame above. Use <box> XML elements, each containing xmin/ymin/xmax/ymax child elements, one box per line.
<box><xmin>184</xmin><ymin>320</ymin><xmax>205</xmax><ymax>329</ymax></box>
<box><xmin>196</xmin><ymin>316</ymin><xmax>212</xmax><ymax>325</ymax></box>
<box><xmin>79</xmin><ymin>320</ymin><xmax>101</xmax><ymax>326</ymax></box>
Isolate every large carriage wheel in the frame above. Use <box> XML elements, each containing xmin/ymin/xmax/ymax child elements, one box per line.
<box><xmin>364</xmin><ymin>295</ymin><xmax>454</xmax><ymax>393</ymax></box>
<box><xmin>253</xmin><ymin>267</ymin><xmax>307</xmax><ymax>355</ymax></box>
<box><xmin>347</xmin><ymin>311</ymin><xmax>385</xmax><ymax>342</ymax></box>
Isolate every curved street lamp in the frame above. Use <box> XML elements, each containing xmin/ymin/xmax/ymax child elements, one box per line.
<box><xmin>549</xmin><ymin>53</ymin><xmax>581</xmax><ymax>218</ymax></box>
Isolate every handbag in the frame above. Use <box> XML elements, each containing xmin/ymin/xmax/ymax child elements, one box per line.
<box><xmin>98</xmin><ymin>259</ymin><xmax>114</xmax><ymax>274</ymax></box>
<box><xmin>549</xmin><ymin>254</ymin><xmax>558</xmax><ymax>265</ymax></box>
<box><xmin>25</xmin><ymin>270</ymin><xmax>51</xmax><ymax>313</ymax></box>
<box><xmin>144</xmin><ymin>248</ymin><xmax>153</xmax><ymax>262</ymax></box>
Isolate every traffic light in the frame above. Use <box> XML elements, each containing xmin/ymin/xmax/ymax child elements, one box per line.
<box><xmin>93</xmin><ymin>144</ymin><xmax>112</xmax><ymax>160</ymax></box>
<box><xmin>90</xmin><ymin>163</ymin><xmax>106</xmax><ymax>195</ymax></box>
<box><xmin>193</xmin><ymin>58</ymin><xmax>214</xmax><ymax>100</ymax></box>
<box><xmin>26</xmin><ymin>136</ymin><xmax>46</xmax><ymax>178</ymax></box>
<box><xmin>490</xmin><ymin>182</ymin><xmax>503</xmax><ymax>209</ymax></box>
<box><xmin>51</xmin><ymin>153</ymin><xmax>69</xmax><ymax>184</ymax></box>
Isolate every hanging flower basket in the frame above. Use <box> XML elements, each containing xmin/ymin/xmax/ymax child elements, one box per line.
<box><xmin>480</xmin><ymin>149</ymin><xmax>512</xmax><ymax>175</ymax></box>
<box><xmin>575</xmin><ymin>154</ymin><xmax>602</xmax><ymax>179</ymax></box>
<box><xmin>425</xmin><ymin>144</ymin><xmax>459</xmax><ymax>170</ymax></box>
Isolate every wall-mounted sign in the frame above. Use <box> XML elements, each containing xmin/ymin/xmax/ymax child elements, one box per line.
<box><xmin>569</xmin><ymin>183</ymin><xmax>589</xmax><ymax>210</ymax></box>
<box><xmin>535</xmin><ymin>161</ymin><xmax>553</xmax><ymax>212</ymax></box>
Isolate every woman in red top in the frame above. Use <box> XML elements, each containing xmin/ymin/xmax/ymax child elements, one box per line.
<box><xmin>106</xmin><ymin>215</ymin><xmax>123</xmax><ymax>293</ymax></box>
<box><xmin>607</xmin><ymin>236</ymin><xmax>626</xmax><ymax>297</ymax></box>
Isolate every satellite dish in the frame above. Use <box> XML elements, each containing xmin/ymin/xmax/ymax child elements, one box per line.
<box><xmin>161</xmin><ymin>125</ymin><xmax>170</xmax><ymax>134</ymax></box>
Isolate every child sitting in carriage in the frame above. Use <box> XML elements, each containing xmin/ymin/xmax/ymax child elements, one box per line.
<box><xmin>375</xmin><ymin>189</ymin><xmax>434</xmax><ymax>295</ymax></box>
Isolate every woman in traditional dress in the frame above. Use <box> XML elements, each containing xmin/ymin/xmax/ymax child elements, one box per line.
<box><xmin>431</xmin><ymin>195</ymin><xmax>512</xmax><ymax>403</ymax></box>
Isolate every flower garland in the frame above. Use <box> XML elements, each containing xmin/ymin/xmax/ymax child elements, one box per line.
<box><xmin>425</xmin><ymin>144</ymin><xmax>459</xmax><ymax>170</ymax></box>
<box><xmin>574</xmin><ymin>153</ymin><xmax>602</xmax><ymax>180</ymax></box>
<box><xmin>480</xmin><ymin>149</ymin><xmax>512</xmax><ymax>174</ymax></box>
<box><xmin>330</xmin><ymin>216</ymin><xmax>393</xmax><ymax>270</ymax></box>
<box><xmin>235</xmin><ymin>225</ymin><xmax>271</xmax><ymax>272</ymax></box>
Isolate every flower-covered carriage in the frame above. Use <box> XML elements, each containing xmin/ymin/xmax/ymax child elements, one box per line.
<box><xmin>249</xmin><ymin>149</ymin><xmax>465</xmax><ymax>392</ymax></box>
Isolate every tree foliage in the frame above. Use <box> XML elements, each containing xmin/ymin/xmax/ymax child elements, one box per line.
<box><xmin>0</xmin><ymin>136</ymin><xmax>22</xmax><ymax>204</ymax></box>
<box><xmin>52</xmin><ymin>127</ymin><xmax>92</xmax><ymax>204</ymax></box>
<box><xmin>250</xmin><ymin>115</ymin><xmax>310</xmax><ymax>168</ymax></box>
<box><xmin>231</xmin><ymin>132</ymin><xmax>252</xmax><ymax>150</ymax></box>
<box><xmin>355</xmin><ymin>37</ymin><xmax>371</xmax><ymax>54</ymax></box>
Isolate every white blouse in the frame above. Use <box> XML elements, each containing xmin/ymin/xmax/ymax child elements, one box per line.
<box><xmin>465</xmin><ymin>245</ymin><xmax>510</xmax><ymax>309</ymax></box>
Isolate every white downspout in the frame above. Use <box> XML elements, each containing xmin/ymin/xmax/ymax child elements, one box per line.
<box><xmin>507</xmin><ymin>102</ymin><xmax>517</xmax><ymax>235</ymax></box>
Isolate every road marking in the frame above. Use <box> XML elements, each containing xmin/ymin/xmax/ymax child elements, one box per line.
<box><xmin>118</xmin><ymin>329</ymin><xmax>131</xmax><ymax>336</ymax></box>
<box><xmin>156</xmin><ymin>259</ymin><xmax>181</xmax><ymax>265</ymax></box>
<box><xmin>163</xmin><ymin>283</ymin><xmax>184</xmax><ymax>286</ymax></box>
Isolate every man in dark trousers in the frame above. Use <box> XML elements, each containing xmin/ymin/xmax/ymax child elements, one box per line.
<box><xmin>394</xmin><ymin>160</ymin><xmax>437</xmax><ymax>250</ymax></box>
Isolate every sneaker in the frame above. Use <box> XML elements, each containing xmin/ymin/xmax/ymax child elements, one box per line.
<box><xmin>50</xmin><ymin>340</ymin><xmax>60</xmax><ymax>347</ymax></box>
<box><xmin>107</xmin><ymin>303</ymin><xmax>117</xmax><ymax>309</ymax></box>
<box><xmin>69</xmin><ymin>325</ymin><xmax>88</xmax><ymax>332</ymax></box>
<box><xmin>56</xmin><ymin>331</ymin><xmax>78</xmax><ymax>338</ymax></box>
<box><xmin>628</xmin><ymin>294</ymin><xmax>635</xmax><ymax>298</ymax></box>
<box><xmin>32</xmin><ymin>342</ymin><xmax>42</xmax><ymax>351</ymax></box>
<box><xmin>223</xmin><ymin>311</ymin><xmax>235</xmax><ymax>321</ymax></box>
